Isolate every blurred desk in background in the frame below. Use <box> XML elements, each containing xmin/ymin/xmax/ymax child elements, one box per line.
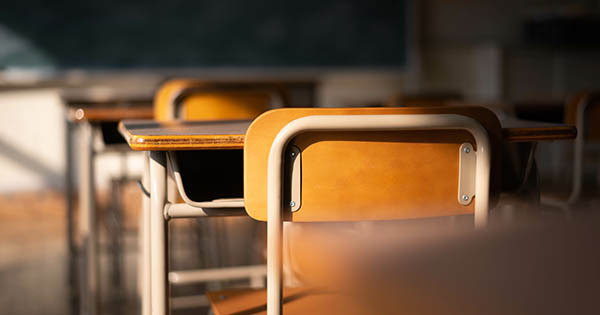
<box><xmin>62</xmin><ymin>88</ymin><xmax>154</xmax><ymax>315</ymax></box>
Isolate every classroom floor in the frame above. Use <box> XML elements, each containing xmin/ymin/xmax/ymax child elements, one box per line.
<box><xmin>0</xmin><ymin>190</ymin><xmax>71</xmax><ymax>315</ymax></box>
<box><xmin>0</xmin><ymin>183</ymin><xmax>262</xmax><ymax>315</ymax></box>
<box><xmin>0</xmin><ymin>190</ymin><xmax>127</xmax><ymax>315</ymax></box>
<box><xmin>0</xmin><ymin>175</ymin><xmax>597</xmax><ymax>315</ymax></box>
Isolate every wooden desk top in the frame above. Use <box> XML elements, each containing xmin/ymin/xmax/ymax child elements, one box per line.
<box><xmin>63</xmin><ymin>89</ymin><xmax>154</xmax><ymax>122</ymax></box>
<box><xmin>119</xmin><ymin>120</ymin><xmax>251</xmax><ymax>150</ymax></box>
<box><xmin>501</xmin><ymin>117</ymin><xmax>577</xmax><ymax>142</ymax></box>
<box><xmin>119</xmin><ymin>117</ymin><xmax>576</xmax><ymax>151</ymax></box>
<box><xmin>68</xmin><ymin>106</ymin><xmax>154</xmax><ymax>122</ymax></box>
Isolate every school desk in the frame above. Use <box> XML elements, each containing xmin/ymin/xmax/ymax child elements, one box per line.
<box><xmin>63</xmin><ymin>92</ymin><xmax>153</xmax><ymax>315</ymax></box>
<box><xmin>119</xmin><ymin>107</ymin><xmax>576</xmax><ymax>315</ymax></box>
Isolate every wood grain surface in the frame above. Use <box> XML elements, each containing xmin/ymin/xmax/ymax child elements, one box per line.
<box><xmin>243</xmin><ymin>107</ymin><xmax>505</xmax><ymax>222</ymax></box>
<box><xmin>118</xmin><ymin>108</ymin><xmax>576</xmax><ymax>151</ymax></box>
<box><xmin>118</xmin><ymin>119</ymin><xmax>250</xmax><ymax>150</ymax></box>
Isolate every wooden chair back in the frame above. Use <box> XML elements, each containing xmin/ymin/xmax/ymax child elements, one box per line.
<box><xmin>153</xmin><ymin>79</ymin><xmax>286</xmax><ymax>121</ymax></box>
<box><xmin>244</xmin><ymin>106</ymin><xmax>503</xmax><ymax>222</ymax></box>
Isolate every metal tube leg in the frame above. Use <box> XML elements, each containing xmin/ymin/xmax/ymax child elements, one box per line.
<box><xmin>267</xmin><ymin>213</ymin><xmax>283</xmax><ymax>315</ymax></box>
<box><xmin>139</xmin><ymin>153</ymin><xmax>151</xmax><ymax>315</ymax></box>
<box><xmin>149</xmin><ymin>151</ymin><xmax>168</xmax><ymax>315</ymax></box>
<box><xmin>108</xmin><ymin>152</ymin><xmax>129</xmax><ymax>302</ymax></box>
<box><xmin>65</xmin><ymin>117</ymin><xmax>79</xmax><ymax>315</ymax></box>
<box><xmin>568</xmin><ymin>123</ymin><xmax>584</xmax><ymax>204</ymax></box>
<box><xmin>267</xmin><ymin>142</ymin><xmax>284</xmax><ymax>315</ymax></box>
<box><xmin>79</xmin><ymin>122</ymin><xmax>97</xmax><ymax>315</ymax></box>
<box><xmin>568</xmin><ymin>96</ymin><xmax>588</xmax><ymax>205</ymax></box>
<box><xmin>107</xmin><ymin>178</ymin><xmax>123</xmax><ymax>304</ymax></box>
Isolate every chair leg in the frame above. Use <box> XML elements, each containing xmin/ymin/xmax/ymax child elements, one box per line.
<box><xmin>267</xmin><ymin>211</ymin><xmax>283</xmax><ymax>315</ymax></box>
<box><xmin>150</xmin><ymin>151</ymin><xmax>169</xmax><ymax>315</ymax></box>
<box><xmin>266</xmin><ymin>140</ymin><xmax>285</xmax><ymax>315</ymax></box>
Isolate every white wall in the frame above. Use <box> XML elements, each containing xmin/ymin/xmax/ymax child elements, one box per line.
<box><xmin>317</xmin><ymin>71</ymin><xmax>404</xmax><ymax>107</ymax></box>
<box><xmin>0</xmin><ymin>88</ymin><xmax>146</xmax><ymax>193</ymax></box>
<box><xmin>0</xmin><ymin>89</ymin><xmax>65</xmax><ymax>191</ymax></box>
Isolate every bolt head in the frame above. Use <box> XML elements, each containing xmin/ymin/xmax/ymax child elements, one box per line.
<box><xmin>463</xmin><ymin>147</ymin><xmax>471</xmax><ymax>153</ymax></box>
<box><xmin>461</xmin><ymin>194</ymin><xmax>469</xmax><ymax>201</ymax></box>
<box><xmin>75</xmin><ymin>108</ymin><xmax>85</xmax><ymax>120</ymax></box>
<box><xmin>289</xmin><ymin>201</ymin><xmax>296</xmax><ymax>207</ymax></box>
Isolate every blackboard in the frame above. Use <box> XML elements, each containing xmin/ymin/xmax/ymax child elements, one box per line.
<box><xmin>0</xmin><ymin>0</ymin><xmax>407</xmax><ymax>69</ymax></box>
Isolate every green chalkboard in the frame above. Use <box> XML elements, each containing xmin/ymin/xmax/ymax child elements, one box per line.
<box><xmin>0</xmin><ymin>0</ymin><xmax>407</xmax><ymax>69</ymax></box>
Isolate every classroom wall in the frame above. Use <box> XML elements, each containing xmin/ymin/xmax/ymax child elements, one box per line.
<box><xmin>419</xmin><ymin>44</ymin><xmax>503</xmax><ymax>101</ymax></box>
<box><xmin>0</xmin><ymin>89</ymin><xmax>64</xmax><ymax>192</ymax></box>
<box><xmin>0</xmin><ymin>88</ymin><xmax>145</xmax><ymax>193</ymax></box>
<box><xmin>2</xmin><ymin>0</ymin><xmax>599</xmax><ymax>192</ymax></box>
<box><xmin>317</xmin><ymin>0</ymin><xmax>600</xmax><ymax>104</ymax></box>
<box><xmin>317</xmin><ymin>72</ymin><xmax>405</xmax><ymax>107</ymax></box>
<box><xmin>0</xmin><ymin>75</ymin><xmax>408</xmax><ymax>193</ymax></box>
<box><xmin>419</xmin><ymin>0</ymin><xmax>600</xmax><ymax>102</ymax></box>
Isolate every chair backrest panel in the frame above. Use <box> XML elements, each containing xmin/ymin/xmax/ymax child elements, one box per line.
<box><xmin>153</xmin><ymin>79</ymin><xmax>286</xmax><ymax>121</ymax></box>
<box><xmin>154</xmin><ymin>79</ymin><xmax>203</xmax><ymax>121</ymax></box>
<box><xmin>291</xmin><ymin>130</ymin><xmax>475</xmax><ymax>221</ymax></box>
<box><xmin>180</xmin><ymin>91</ymin><xmax>271</xmax><ymax>121</ymax></box>
<box><xmin>244</xmin><ymin>107</ymin><xmax>503</xmax><ymax>222</ymax></box>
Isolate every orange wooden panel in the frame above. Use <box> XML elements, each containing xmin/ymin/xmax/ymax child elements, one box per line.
<box><xmin>181</xmin><ymin>91</ymin><xmax>271</xmax><ymax>121</ymax></box>
<box><xmin>244</xmin><ymin>107</ymin><xmax>503</xmax><ymax>222</ymax></box>
<box><xmin>153</xmin><ymin>79</ymin><xmax>205</xmax><ymax>121</ymax></box>
<box><xmin>153</xmin><ymin>78</ymin><xmax>289</xmax><ymax>121</ymax></box>
<box><xmin>292</xmin><ymin>132</ymin><xmax>474</xmax><ymax>221</ymax></box>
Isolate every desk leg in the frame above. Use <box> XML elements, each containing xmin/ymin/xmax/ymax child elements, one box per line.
<box><xmin>79</xmin><ymin>122</ymin><xmax>98</xmax><ymax>315</ymax></box>
<box><xmin>569</xmin><ymin>124</ymin><xmax>584</xmax><ymax>204</ymax></box>
<box><xmin>64</xmin><ymin>118</ymin><xmax>79</xmax><ymax>315</ymax></box>
<box><xmin>139</xmin><ymin>153</ymin><xmax>151</xmax><ymax>315</ymax></box>
<box><xmin>518</xmin><ymin>142</ymin><xmax>541</xmax><ymax>206</ymax></box>
<box><xmin>108</xmin><ymin>176</ymin><xmax>124</xmax><ymax>307</ymax></box>
<box><xmin>149</xmin><ymin>151</ymin><xmax>168</xmax><ymax>315</ymax></box>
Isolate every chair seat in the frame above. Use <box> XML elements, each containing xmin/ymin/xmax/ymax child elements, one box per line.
<box><xmin>207</xmin><ymin>287</ymin><xmax>366</xmax><ymax>315</ymax></box>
